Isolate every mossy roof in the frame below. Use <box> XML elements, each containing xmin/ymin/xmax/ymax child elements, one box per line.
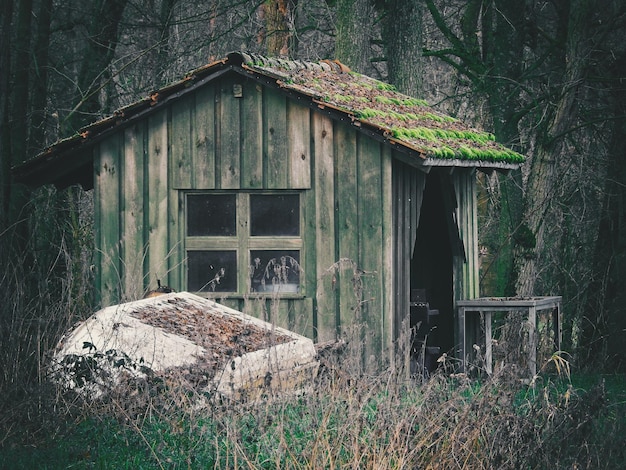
<box><xmin>237</xmin><ymin>52</ymin><xmax>524</xmax><ymax>166</ymax></box>
<box><xmin>13</xmin><ymin>51</ymin><xmax>523</xmax><ymax>189</ymax></box>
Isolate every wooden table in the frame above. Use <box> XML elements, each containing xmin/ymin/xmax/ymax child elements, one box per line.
<box><xmin>456</xmin><ymin>296</ymin><xmax>562</xmax><ymax>375</ymax></box>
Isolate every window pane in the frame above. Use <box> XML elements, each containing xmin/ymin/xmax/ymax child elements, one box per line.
<box><xmin>188</xmin><ymin>251</ymin><xmax>237</xmax><ymax>292</ymax></box>
<box><xmin>250</xmin><ymin>250</ymin><xmax>300</xmax><ymax>293</ymax></box>
<box><xmin>250</xmin><ymin>194</ymin><xmax>299</xmax><ymax>236</ymax></box>
<box><xmin>187</xmin><ymin>194</ymin><xmax>236</xmax><ymax>236</ymax></box>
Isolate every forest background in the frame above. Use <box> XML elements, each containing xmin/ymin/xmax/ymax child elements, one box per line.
<box><xmin>1</xmin><ymin>0</ymin><xmax>625</xmax><ymax>406</ymax></box>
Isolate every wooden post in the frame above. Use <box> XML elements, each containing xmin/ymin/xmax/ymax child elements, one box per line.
<box><xmin>528</xmin><ymin>305</ymin><xmax>537</xmax><ymax>376</ymax></box>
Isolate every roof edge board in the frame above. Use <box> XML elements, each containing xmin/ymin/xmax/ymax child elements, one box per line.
<box><xmin>422</xmin><ymin>157</ymin><xmax>519</xmax><ymax>170</ymax></box>
<box><xmin>12</xmin><ymin>65</ymin><xmax>243</xmax><ymax>184</ymax></box>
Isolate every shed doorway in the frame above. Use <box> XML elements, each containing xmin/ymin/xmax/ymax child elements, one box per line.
<box><xmin>410</xmin><ymin>172</ymin><xmax>458</xmax><ymax>372</ymax></box>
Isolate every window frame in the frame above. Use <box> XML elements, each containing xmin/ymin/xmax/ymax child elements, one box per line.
<box><xmin>184</xmin><ymin>191</ymin><xmax>304</xmax><ymax>297</ymax></box>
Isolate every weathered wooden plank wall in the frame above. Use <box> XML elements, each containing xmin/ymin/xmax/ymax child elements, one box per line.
<box><xmin>95</xmin><ymin>134</ymin><xmax>121</xmax><ymax>306</ymax></box>
<box><xmin>147</xmin><ymin>110</ymin><xmax>171</xmax><ymax>290</ymax></box>
<box><xmin>241</xmin><ymin>81</ymin><xmax>263</xmax><ymax>188</ymax></box>
<box><xmin>312</xmin><ymin>112</ymin><xmax>337</xmax><ymax>343</ymax></box>
<box><xmin>93</xmin><ymin>72</ymin><xmax>402</xmax><ymax>362</ymax></box>
<box><xmin>380</xmin><ymin>147</ymin><xmax>394</xmax><ymax>358</ymax></box>
<box><xmin>168</xmin><ymin>76</ymin><xmax>312</xmax><ymax>191</ymax></box>
<box><xmin>122</xmin><ymin>122</ymin><xmax>146</xmax><ymax>300</ymax></box>
<box><xmin>219</xmin><ymin>82</ymin><xmax>241</xmax><ymax>189</ymax></box>
<box><xmin>334</xmin><ymin>123</ymin><xmax>359</xmax><ymax>338</ymax></box>
<box><xmin>391</xmin><ymin>159</ymin><xmax>426</xmax><ymax>358</ymax></box>
<box><xmin>288</xmin><ymin>99</ymin><xmax>311</xmax><ymax>189</ymax></box>
<box><xmin>193</xmin><ymin>86</ymin><xmax>216</xmax><ymax>188</ymax></box>
<box><xmin>358</xmin><ymin>135</ymin><xmax>385</xmax><ymax>368</ymax></box>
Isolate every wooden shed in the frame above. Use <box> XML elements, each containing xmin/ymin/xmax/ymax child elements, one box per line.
<box><xmin>14</xmin><ymin>52</ymin><xmax>523</xmax><ymax>370</ymax></box>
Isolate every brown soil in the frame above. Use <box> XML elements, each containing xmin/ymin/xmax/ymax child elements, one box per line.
<box><xmin>129</xmin><ymin>296</ymin><xmax>292</xmax><ymax>383</ymax></box>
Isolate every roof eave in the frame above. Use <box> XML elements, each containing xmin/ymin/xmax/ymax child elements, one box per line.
<box><xmin>421</xmin><ymin>157</ymin><xmax>520</xmax><ymax>171</ymax></box>
<box><xmin>12</xmin><ymin>63</ymin><xmax>241</xmax><ymax>188</ymax></box>
<box><xmin>13</xmin><ymin>52</ymin><xmax>524</xmax><ymax>188</ymax></box>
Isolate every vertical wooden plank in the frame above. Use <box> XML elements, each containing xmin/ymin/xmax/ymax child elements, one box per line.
<box><xmin>244</xmin><ymin>296</ymin><xmax>270</xmax><ymax>323</ymax></box>
<box><xmin>287</xmin><ymin>100</ymin><xmax>311</xmax><ymax>189</ymax></box>
<box><xmin>192</xmin><ymin>85</ymin><xmax>216</xmax><ymax>189</ymax></box>
<box><xmin>301</xmin><ymin>158</ymin><xmax>316</xmax><ymax>340</ymax></box>
<box><xmin>236</xmin><ymin>193</ymin><xmax>250</xmax><ymax>295</ymax></box>
<box><xmin>391</xmin><ymin>161</ymin><xmax>401</xmax><ymax>350</ymax></box>
<box><xmin>458</xmin><ymin>306</ymin><xmax>467</xmax><ymax>371</ymax></box>
<box><xmin>168</xmin><ymin>184</ymin><xmax>182</xmax><ymax>292</ymax></box>
<box><xmin>391</xmin><ymin>159</ymin><xmax>426</xmax><ymax>369</ymax></box>
<box><xmin>218</xmin><ymin>298</ymin><xmax>241</xmax><ymax>311</ymax></box>
<box><xmin>241</xmin><ymin>80</ymin><xmax>263</xmax><ymax>189</ymax></box>
<box><xmin>468</xmin><ymin>171</ymin><xmax>479</xmax><ymax>297</ymax></box>
<box><xmin>264</xmin><ymin>90</ymin><xmax>288</xmax><ymax>188</ymax></box>
<box><xmin>146</xmin><ymin>109</ymin><xmax>170</xmax><ymax>288</ymax></box>
<box><xmin>485</xmin><ymin>310</ymin><xmax>493</xmax><ymax>374</ymax></box>
<box><xmin>334</xmin><ymin>123</ymin><xmax>359</xmax><ymax>336</ymax></box>
<box><xmin>95</xmin><ymin>135</ymin><xmax>122</xmax><ymax>306</ymax></box>
<box><xmin>219</xmin><ymin>81</ymin><xmax>241</xmax><ymax>189</ymax></box>
<box><xmin>122</xmin><ymin>122</ymin><xmax>146</xmax><ymax>301</ymax></box>
<box><xmin>174</xmin><ymin>189</ymin><xmax>186</xmax><ymax>292</ymax></box>
<box><xmin>357</xmin><ymin>135</ymin><xmax>384</xmax><ymax>367</ymax></box>
<box><xmin>380</xmin><ymin>147</ymin><xmax>394</xmax><ymax>359</ymax></box>
<box><xmin>528</xmin><ymin>306</ymin><xmax>537</xmax><ymax>376</ymax></box>
<box><xmin>313</xmin><ymin>113</ymin><xmax>336</xmax><ymax>342</ymax></box>
<box><xmin>291</xmin><ymin>298</ymin><xmax>314</xmax><ymax>339</ymax></box>
<box><xmin>268</xmin><ymin>298</ymin><xmax>290</xmax><ymax>331</ymax></box>
<box><xmin>393</xmin><ymin>161</ymin><xmax>411</xmax><ymax>349</ymax></box>
<box><xmin>93</xmin><ymin>146</ymin><xmax>103</xmax><ymax>307</ymax></box>
<box><xmin>170</xmin><ymin>94</ymin><xmax>193</xmax><ymax>189</ymax></box>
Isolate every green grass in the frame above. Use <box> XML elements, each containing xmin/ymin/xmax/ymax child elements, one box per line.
<box><xmin>2</xmin><ymin>370</ymin><xmax>625</xmax><ymax>469</ymax></box>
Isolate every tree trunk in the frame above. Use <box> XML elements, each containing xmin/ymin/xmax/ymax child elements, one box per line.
<box><xmin>263</xmin><ymin>0</ymin><xmax>297</xmax><ymax>56</ymax></box>
<box><xmin>0</xmin><ymin>0</ymin><xmax>13</xmax><ymax>228</ymax></box>
<box><xmin>5</xmin><ymin>0</ymin><xmax>33</xmax><ymax>250</ymax></box>
<box><xmin>582</xmin><ymin>49</ymin><xmax>626</xmax><ymax>367</ymax></box>
<box><xmin>514</xmin><ymin>0</ymin><xmax>592</xmax><ymax>296</ymax></box>
<box><xmin>378</xmin><ymin>0</ymin><xmax>423</xmax><ymax>96</ymax></box>
<box><xmin>63</xmin><ymin>0</ymin><xmax>128</xmax><ymax>134</ymax></box>
<box><xmin>334</xmin><ymin>0</ymin><xmax>375</xmax><ymax>73</ymax></box>
<box><xmin>11</xmin><ymin>0</ymin><xmax>31</xmax><ymax>167</ymax></box>
<box><xmin>30</xmin><ymin>0</ymin><xmax>53</xmax><ymax>153</ymax></box>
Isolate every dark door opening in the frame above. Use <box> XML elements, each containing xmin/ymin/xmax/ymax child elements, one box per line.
<box><xmin>410</xmin><ymin>172</ymin><xmax>456</xmax><ymax>372</ymax></box>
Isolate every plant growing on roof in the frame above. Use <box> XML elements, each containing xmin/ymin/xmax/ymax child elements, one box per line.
<box><xmin>376</xmin><ymin>82</ymin><xmax>397</xmax><ymax>92</ymax></box>
<box><xmin>332</xmin><ymin>94</ymin><xmax>353</xmax><ymax>103</ymax></box>
<box><xmin>375</xmin><ymin>95</ymin><xmax>394</xmax><ymax>105</ymax></box>
<box><xmin>402</xmin><ymin>97</ymin><xmax>430</xmax><ymax>107</ymax></box>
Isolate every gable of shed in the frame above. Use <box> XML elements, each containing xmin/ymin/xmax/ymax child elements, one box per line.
<box><xmin>167</xmin><ymin>72</ymin><xmax>312</xmax><ymax>191</ymax></box>
<box><xmin>13</xmin><ymin>52</ymin><xmax>523</xmax><ymax>190</ymax></box>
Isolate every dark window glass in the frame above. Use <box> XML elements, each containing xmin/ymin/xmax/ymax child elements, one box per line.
<box><xmin>250</xmin><ymin>194</ymin><xmax>299</xmax><ymax>236</ymax></box>
<box><xmin>250</xmin><ymin>250</ymin><xmax>300</xmax><ymax>293</ymax></box>
<box><xmin>187</xmin><ymin>194</ymin><xmax>236</xmax><ymax>236</ymax></box>
<box><xmin>188</xmin><ymin>251</ymin><xmax>237</xmax><ymax>292</ymax></box>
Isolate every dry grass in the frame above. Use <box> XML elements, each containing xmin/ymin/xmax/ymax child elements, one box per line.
<box><xmin>1</xmin><ymin>190</ymin><xmax>625</xmax><ymax>469</ymax></box>
<box><xmin>3</xmin><ymin>324</ymin><xmax>625</xmax><ymax>469</ymax></box>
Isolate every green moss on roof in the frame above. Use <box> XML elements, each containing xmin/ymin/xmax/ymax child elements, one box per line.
<box><xmin>391</xmin><ymin>127</ymin><xmax>496</xmax><ymax>145</ymax></box>
<box><xmin>245</xmin><ymin>56</ymin><xmax>524</xmax><ymax>165</ymax></box>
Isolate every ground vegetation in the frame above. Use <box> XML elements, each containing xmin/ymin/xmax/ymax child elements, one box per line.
<box><xmin>1</xmin><ymin>0</ymin><xmax>625</xmax><ymax>464</ymax></box>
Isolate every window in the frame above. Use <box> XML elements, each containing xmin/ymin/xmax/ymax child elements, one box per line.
<box><xmin>187</xmin><ymin>194</ymin><xmax>236</xmax><ymax>236</ymax></box>
<box><xmin>187</xmin><ymin>250</ymin><xmax>237</xmax><ymax>292</ymax></box>
<box><xmin>250</xmin><ymin>194</ymin><xmax>299</xmax><ymax>236</ymax></box>
<box><xmin>186</xmin><ymin>193</ymin><xmax>302</xmax><ymax>294</ymax></box>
